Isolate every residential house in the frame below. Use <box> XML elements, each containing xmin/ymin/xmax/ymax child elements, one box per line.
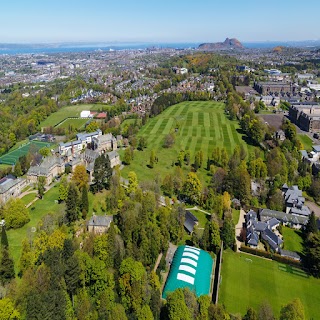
<box><xmin>0</xmin><ymin>175</ymin><xmax>27</xmax><ymax>204</ymax></box>
<box><xmin>282</xmin><ymin>184</ymin><xmax>310</xmax><ymax>217</ymax></box>
<box><xmin>246</xmin><ymin>210</ymin><xmax>282</xmax><ymax>252</ymax></box>
<box><xmin>184</xmin><ymin>210</ymin><xmax>199</xmax><ymax>234</ymax></box>
<box><xmin>27</xmin><ymin>156</ymin><xmax>65</xmax><ymax>185</ymax></box>
<box><xmin>87</xmin><ymin>214</ymin><xmax>113</xmax><ymax>234</ymax></box>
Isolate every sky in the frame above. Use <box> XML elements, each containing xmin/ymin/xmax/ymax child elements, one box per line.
<box><xmin>0</xmin><ymin>0</ymin><xmax>320</xmax><ymax>43</ymax></box>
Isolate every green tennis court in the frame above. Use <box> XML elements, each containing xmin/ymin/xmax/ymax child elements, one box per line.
<box><xmin>0</xmin><ymin>141</ymin><xmax>52</xmax><ymax>165</ymax></box>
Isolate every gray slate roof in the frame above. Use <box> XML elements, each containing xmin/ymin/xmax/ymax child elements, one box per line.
<box><xmin>88</xmin><ymin>215</ymin><xmax>113</xmax><ymax>227</ymax></box>
<box><xmin>260</xmin><ymin>209</ymin><xmax>308</xmax><ymax>226</ymax></box>
<box><xmin>184</xmin><ymin>210</ymin><xmax>198</xmax><ymax>233</ymax></box>
<box><xmin>0</xmin><ymin>176</ymin><xmax>24</xmax><ymax>194</ymax></box>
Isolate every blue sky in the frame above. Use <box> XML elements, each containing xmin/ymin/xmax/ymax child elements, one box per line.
<box><xmin>1</xmin><ymin>0</ymin><xmax>319</xmax><ymax>43</ymax></box>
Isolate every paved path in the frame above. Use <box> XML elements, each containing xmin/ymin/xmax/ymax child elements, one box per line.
<box><xmin>306</xmin><ymin>200</ymin><xmax>320</xmax><ymax>218</ymax></box>
<box><xmin>18</xmin><ymin>189</ymin><xmax>37</xmax><ymax>199</ymax></box>
<box><xmin>187</xmin><ymin>206</ymin><xmax>211</xmax><ymax>216</ymax></box>
<box><xmin>235</xmin><ymin>209</ymin><xmax>246</xmax><ymax>251</ymax></box>
<box><xmin>153</xmin><ymin>252</ymin><xmax>163</xmax><ymax>273</ymax></box>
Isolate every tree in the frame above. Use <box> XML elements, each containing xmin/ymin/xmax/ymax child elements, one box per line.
<box><xmin>221</xmin><ymin>218</ymin><xmax>235</xmax><ymax>249</ymax></box>
<box><xmin>137</xmin><ymin>305</ymin><xmax>154</xmax><ymax>320</ymax></box>
<box><xmin>80</xmin><ymin>185</ymin><xmax>89</xmax><ymax>219</ymax></box>
<box><xmin>258</xmin><ymin>301</ymin><xmax>275</xmax><ymax>320</ymax></box>
<box><xmin>3</xmin><ymin>198</ymin><xmax>30</xmax><ymax>229</ymax></box>
<box><xmin>182</xmin><ymin>172</ymin><xmax>202</xmax><ymax>205</ymax></box>
<box><xmin>305</xmin><ymin>211</ymin><xmax>318</xmax><ymax>235</ymax></box>
<box><xmin>65</xmin><ymin>183</ymin><xmax>79</xmax><ymax>224</ymax></box>
<box><xmin>164</xmin><ymin>133</ymin><xmax>175</xmax><ymax>148</ymax></box>
<box><xmin>39</xmin><ymin>147</ymin><xmax>51</xmax><ymax>158</ymax></box>
<box><xmin>280</xmin><ymin>298</ymin><xmax>305</xmax><ymax>320</ymax></box>
<box><xmin>138</xmin><ymin>136</ymin><xmax>147</xmax><ymax>150</ymax></box>
<box><xmin>86</xmin><ymin>121</ymin><xmax>99</xmax><ymax>132</ymax></box>
<box><xmin>71</xmin><ymin>165</ymin><xmax>88</xmax><ymax>190</ymax></box>
<box><xmin>13</xmin><ymin>161</ymin><xmax>22</xmax><ymax>177</ymax></box>
<box><xmin>166</xmin><ymin>289</ymin><xmax>192</xmax><ymax>320</ymax></box>
<box><xmin>58</xmin><ymin>176</ymin><xmax>69</xmax><ymax>202</ymax></box>
<box><xmin>0</xmin><ymin>297</ymin><xmax>21</xmax><ymax>320</ymax></box>
<box><xmin>149</xmin><ymin>150</ymin><xmax>156</xmax><ymax>168</ymax></box>
<box><xmin>127</xmin><ymin>171</ymin><xmax>138</xmax><ymax>195</ymax></box>
<box><xmin>93</xmin><ymin>154</ymin><xmax>112</xmax><ymax>191</ymax></box>
<box><xmin>124</xmin><ymin>147</ymin><xmax>132</xmax><ymax>165</ymax></box>
<box><xmin>243</xmin><ymin>307</ymin><xmax>258</xmax><ymax>320</ymax></box>
<box><xmin>0</xmin><ymin>249</ymin><xmax>15</xmax><ymax>285</ymax></box>
<box><xmin>1</xmin><ymin>226</ymin><xmax>8</xmax><ymax>249</ymax></box>
<box><xmin>37</xmin><ymin>176</ymin><xmax>46</xmax><ymax>198</ymax></box>
<box><xmin>304</xmin><ymin>232</ymin><xmax>320</xmax><ymax>277</ymax></box>
<box><xmin>201</xmin><ymin>220</ymin><xmax>221</xmax><ymax>253</ymax></box>
<box><xmin>162</xmin><ymin>174</ymin><xmax>174</xmax><ymax>197</ymax></box>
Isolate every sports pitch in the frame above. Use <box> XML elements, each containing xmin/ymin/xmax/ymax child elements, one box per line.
<box><xmin>120</xmin><ymin>101</ymin><xmax>256</xmax><ymax>182</ymax></box>
<box><xmin>0</xmin><ymin>141</ymin><xmax>52</xmax><ymax>165</ymax></box>
<box><xmin>56</xmin><ymin>118</ymin><xmax>88</xmax><ymax>130</ymax></box>
<box><xmin>219</xmin><ymin>250</ymin><xmax>320</xmax><ymax>319</ymax></box>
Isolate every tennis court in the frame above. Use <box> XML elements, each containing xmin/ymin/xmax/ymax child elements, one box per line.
<box><xmin>0</xmin><ymin>141</ymin><xmax>52</xmax><ymax>165</ymax></box>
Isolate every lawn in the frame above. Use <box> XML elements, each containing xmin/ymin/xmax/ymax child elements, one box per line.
<box><xmin>120</xmin><ymin>101</ymin><xmax>256</xmax><ymax>184</ymax></box>
<box><xmin>297</xmin><ymin>134</ymin><xmax>313</xmax><ymax>151</ymax></box>
<box><xmin>56</xmin><ymin>118</ymin><xmax>88</xmax><ymax>130</ymax></box>
<box><xmin>281</xmin><ymin>226</ymin><xmax>303</xmax><ymax>254</ymax></box>
<box><xmin>40</xmin><ymin>103</ymin><xmax>111</xmax><ymax>128</ymax></box>
<box><xmin>7</xmin><ymin>183</ymin><xmax>65</xmax><ymax>270</ymax></box>
<box><xmin>232</xmin><ymin>209</ymin><xmax>240</xmax><ymax>225</ymax></box>
<box><xmin>219</xmin><ymin>250</ymin><xmax>320</xmax><ymax>319</ymax></box>
<box><xmin>20</xmin><ymin>193</ymin><xmax>37</xmax><ymax>206</ymax></box>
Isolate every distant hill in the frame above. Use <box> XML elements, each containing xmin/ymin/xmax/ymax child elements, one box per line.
<box><xmin>198</xmin><ymin>38</ymin><xmax>244</xmax><ymax>50</ymax></box>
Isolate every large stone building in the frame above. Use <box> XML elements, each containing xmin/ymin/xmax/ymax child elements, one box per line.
<box><xmin>289</xmin><ymin>103</ymin><xmax>320</xmax><ymax>132</ymax></box>
<box><xmin>27</xmin><ymin>156</ymin><xmax>65</xmax><ymax>185</ymax></box>
<box><xmin>92</xmin><ymin>133</ymin><xmax>117</xmax><ymax>153</ymax></box>
<box><xmin>0</xmin><ymin>175</ymin><xmax>27</xmax><ymax>204</ymax></box>
<box><xmin>253</xmin><ymin>81</ymin><xmax>296</xmax><ymax>96</ymax></box>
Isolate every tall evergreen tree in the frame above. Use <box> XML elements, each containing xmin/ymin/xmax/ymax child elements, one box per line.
<box><xmin>305</xmin><ymin>211</ymin><xmax>318</xmax><ymax>236</ymax></box>
<box><xmin>0</xmin><ymin>249</ymin><xmax>15</xmax><ymax>285</ymax></box>
<box><xmin>66</xmin><ymin>184</ymin><xmax>79</xmax><ymax>224</ymax></box>
<box><xmin>1</xmin><ymin>226</ymin><xmax>9</xmax><ymax>249</ymax></box>
<box><xmin>80</xmin><ymin>185</ymin><xmax>89</xmax><ymax>219</ymax></box>
<box><xmin>93</xmin><ymin>154</ymin><xmax>112</xmax><ymax>192</ymax></box>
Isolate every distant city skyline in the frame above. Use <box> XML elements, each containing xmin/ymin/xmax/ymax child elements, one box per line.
<box><xmin>1</xmin><ymin>0</ymin><xmax>320</xmax><ymax>43</ymax></box>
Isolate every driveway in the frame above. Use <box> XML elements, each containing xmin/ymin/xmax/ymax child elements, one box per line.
<box><xmin>235</xmin><ymin>209</ymin><xmax>246</xmax><ymax>251</ymax></box>
<box><xmin>306</xmin><ymin>200</ymin><xmax>320</xmax><ymax>218</ymax></box>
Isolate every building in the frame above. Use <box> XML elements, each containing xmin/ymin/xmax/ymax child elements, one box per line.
<box><xmin>162</xmin><ymin>245</ymin><xmax>214</xmax><ymax>299</ymax></box>
<box><xmin>184</xmin><ymin>211</ymin><xmax>199</xmax><ymax>234</ymax></box>
<box><xmin>87</xmin><ymin>214</ymin><xmax>113</xmax><ymax>234</ymax></box>
<box><xmin>245</xmin><ymin>210</ymin><xmax>282</xmax><ymax>252</ymax></box>
<box><xmin>259</xmin><ymin>209</ymin><xmax>308</xmax><ymax>228</ymax></box>
<box><xmin>76</xmin><ymin>129</ymin><xmax>102</xmax><ymax>145</ymax></box>
<box><xmin>80</xmin><ymin>110</ymin><xmax>92</xmax><ymax>118</ymax></box>
<box><xmin>59</xmin><ymin>140</ymin><xmax>84</xmax><ymax>157</ymax></box>
<box><xmin>288</xmin><ymin>104</ymin><xmax>320</xmax><ymax>132</ymax></box>
<box><xmin>0</xmin><ymin>175</ymin><xmax>27</xmax><ymax>204</ymax></box>
<box><xmin>107</xmin><ymin>151</ymin><xmax>121</xmax><ymax>168</ymax></box>
<box><xmin>253</xmin><ymin>81</ymin><xmax>295</xmax><ymax>96</ymax></box>
<box><xmin>282</xmin><ymin>184</ymin><xmax>310</xmax><ymax>217</ymax></box>
<box><xmin>27</xmin><ymin>156</ymin><xmax>65</xmax><ymax>185</ymax></box>
<box><xmin>92</xmin><ymin>133</ymin><xmax>117</xmax><ymax>153</ymax></box>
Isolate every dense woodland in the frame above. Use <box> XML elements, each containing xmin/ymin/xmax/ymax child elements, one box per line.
<box><xmin>0</xmin><ymin>53</ymin><xmax>320</xmax><ymax>319</ymax></box>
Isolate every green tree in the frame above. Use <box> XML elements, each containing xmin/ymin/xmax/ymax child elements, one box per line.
<box><xmin>166</xmin><ymin>289</ymin><xmax>192</xmax><ymax>320</ymax></box>
<box><xmin>37</xmin><ymin>176</ymin><xmax>46</xmax><ymax>198</ymax></box>
<box><xmin>162</xmin><ymin>174</ymin><xmax>174</xmax><ymax>197</ymax></box>
<box><xmin>39</xmin><ymin>147</ymin><xmax>51</xmax><ymax>158</ymax></box>
<box><xmin>0</xmin><ymin>249</ymin><xmax>15</xmax><ymax>285</ymax></box>
<box><xmin>182</xmin><ymin>172</ymin><xmax>202</xmax><ymax>205</ymax></box>
<box><xmin>93</xmin><ymin>154</ymin><xmax>112</xmax><ymax>191</ymax></box>
<box><xmin>1</xmin><ymin>226</ymin><xmax>9</xmax><ymax>249</ymax></box>
<box><xmin>280</xmin><ymin>298</ymin><xmax>305</xmax><ymax>320</ymax></box>
<box><xmin>304</xmin><ymin>232</ymin><xmax>320</xmax><ymax>277</ymax></box>
<box><xmin>201</xmin><ymin>220</ymin><xmax>221</xmax><ymax>253</ymax></box>
<box><xmin>86</xmin><ymin>121</ymin><xmax>99</xmax><ymax>132</ymax></box>
<box><xmin>3</xmin><ymin>198</ymin><xmax>30</xmax><ymax>229</ymax></box>
<box><xmin>13</xmin><ymin>161</ymin><xmax>23</xmax><ymax>177</ymax></box>
<box><xmin>305</xmin><ymin>211</ymin><xmax>318</xmax><ymax>235</ymax></box>
<box><xmin>59</xmin><ymin>176</ymin><xmax>69</xmax><ymax>202</ymax></box>
<box><xmin>221</xmin><ymin>218</ymin><xmax>235</xmax><ymax>249</ymax></box>
<box><xmin>80</xmin><ymin>185</ymin><xmax>89</xmax><ymax>219</ymax></box>
<box><xmin>149</xmin><ymin>150</ymin><xmax>156</xmax><ymax>168</ymax></box>
<box><xmin>0</xmin><ymin>297</ymin><xmax>21</xmax><ymax>320</ymax></box>
<box><xmin>136</xmin><ymin>305</ymin><xmax>154</xmax><ymax>320</ymax></box>
<box><xmin>124</xmin><ymin>147</ymin><xmax>132</xmax><ymax>165</ymax></box>
<box><xmin>127</xmin><ymin>171</ymin><xmax>138</xmax><ymax>195</ymax></box>
<box><xmin>243</xmin><ymin>307</ymin><xmax>258</xmax><ymax>320</ymax></box>
<box><xmin>138</xmin><ymin>136</ymin><xmax>147</xmax><ymax>150</ymax></box>
<box><xmin>65</xmin><ymin>183</ymin><xmax>79</xmax><ymax>224</ymax></box>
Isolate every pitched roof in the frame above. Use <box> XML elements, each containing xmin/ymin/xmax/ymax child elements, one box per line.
<box><xmin>260</xmin><ymin>209</ymin><xmax>308</xmax><ymax>226</ymax></box>
<box><xmin>0</xmin><ymin>176</ymin><xmax>24</xmax><ymax>194</ymax></box>
<box><xmin>88</xmin><ymin>215</ymin><xmax>113</xmax><ymax>227</ymax></box>
<box><xmin>184</xmin><ymin>210</ymin><xmax>199</xmax><ymax>233</ymax></box>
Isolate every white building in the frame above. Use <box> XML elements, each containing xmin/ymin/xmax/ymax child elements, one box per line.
<box><xmin>80</xmin><ymin>110</ymin><xmax>92</xmax><ymax>118</ymax></box>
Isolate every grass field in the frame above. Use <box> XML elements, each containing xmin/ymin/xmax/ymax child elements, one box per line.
<box><xmin>120</xmin><ymin>101</ymin><xmax>256</xmax><ymax>183</ymax></box>
<box><xmin>0</xmin><ymin>140</ymin><xmax>52</xmax><ymax>165</ymax></box>
<box><xmin>7</xmin><ymin>184</ymin><xmax>65</xmax><ymax>269</ymax></box>
<box><xmin>297</xmin><ymin>134</ymin><xmax>313</xmax><ymax>151</ymax></box>
<box><xmin>56</xmin><ymin>118</ymin><xmax>88</xmax><ymax>129</ymax></box>
<box><xmin>20</xmin><ymin>193</ymin><xmax>37</xmax><ymax>206</ymax></box>
<box><xmin>219</xmin><ymin>250</ymin><xmax>320</xmax><ymax>319</ymax></box>
<box><xmin>282</xmin><ymin>226</ymin><xmax>303</xmax><ymax>254</ymax></box>
<box><xmin>40</xmin><ymin>104</ymin><xmax>111</xmax><ymax>128</ymax></box>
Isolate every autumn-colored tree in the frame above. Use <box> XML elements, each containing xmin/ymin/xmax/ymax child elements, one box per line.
<box><xmin>71</xmin><ymin>164</ymin><xmax>88</xmax><ymax>190</ymax></box>
<box><xmin>182</xmin><ymin>172</ymin><xmax>202</xmax><ymax>205</ymax></box>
